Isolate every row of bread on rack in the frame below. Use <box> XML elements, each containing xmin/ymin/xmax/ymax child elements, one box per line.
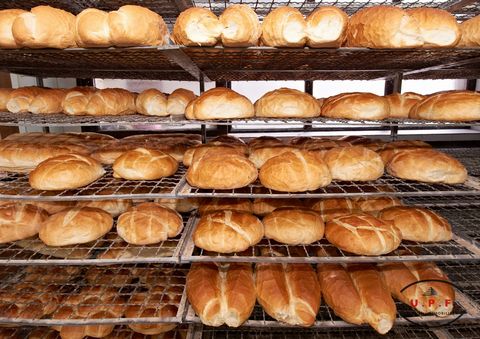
<box><xmin>0</xmin><ymin>265</ymin><xmax>186</xmax><ymax>337</ymax></box>
<box><xmin>187</xmin><ymin>260</ymin><xmax>455</xmax><ymax>334</ymax></box>
<box><xmin>1</xmin><ymin>4</ymin><xmax>480</xmax><ymax>49</ymax></box>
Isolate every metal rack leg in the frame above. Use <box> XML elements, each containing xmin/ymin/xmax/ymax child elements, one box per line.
<box><xmin>304</xmin><ymin>80</ymin><xmax>313</xmax><ymax>131</ymax></box>
<box><xmin>199</xmin><ymin>75</ymin><xmax>207</xmax><ymax>143</ymax></box>
<box><xmin>385</xmin><ymin>73</ymin><xmax>403</xmax><ymax>141</ymax></box>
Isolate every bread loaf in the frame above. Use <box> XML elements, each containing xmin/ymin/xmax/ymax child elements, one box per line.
<box><xmin>407</xmin><ymin>8</ymin><xmax>460</xmax><ymax>47</ymax></box>
<box><xmin>259</xmin><ymin>150</ymin><xmax>331</xmax><ymax>192</ymax></box>
<box><xmin>0</xmin><ymin>9</ymin><xmax>27</xmax><ymax>48</ymax></box>
<box><xmin>379</xmin><ymin>262</ymin><xmax>454</xmax><ymax>316</ymax></box>
<box><xmin>248</xmin><ymin>145</ymin><xmax>298</xmax><ymax>168</ymax></box>
<box><xmin>39</xmin><ymin>207</ymin><xmax>113</xmax><ymax>246</ymax></box>
<box><xmin>12</xmin><ymin>6</ymin><xmax>76</xmax><ymax>48</ymax></box>
<box><xmin>85</xmin><ymin>88</ymin><xmax>136</xmax><ymax>116</ymax></box>
<box><xmin>117</xmin><ymin>202</ymin><xmax>183</xmax><ymax>245</ymax></box>
<box><xmin>186</xmin><ymin>88</ymin><xmax>254</xmax><ymax>120</ymax></box>
<box><xmin>252</xmin><ymin>198</ymin><xmax>304</xmax><ymax>216</ymax></box>
<box><xmin>307</xmin><ymin>198</ymin><xmax>356</xmax><ymax>222</ymax></box>
<box><xmin>325</xmin><ymin>213</ymin><xmax>402</xmax><ymax>255</ymax></box>
<box><xmin>306</xmin><ymin>7</ymin><xmax>348</xmax><ymax>47</ymax></box>
<box><xmin>76</xmin><ymin>199</ymin><xmax>132</xmax><ymax>217</ymax></box>
<box><xmin>0</xmin><ymin>203</ymin><xmax>49</xmax><ymax>243</ymax></box>
<box><xmin>61</xmin><ymin>87</ymin><xmax>96</xmax><ymax>115</ymax></box>
<box><xmin>6</xmin><ymin>87</ymin><xmax>45</xmax><ymax>113</ymax></box>
<box><xmin>255</xmin><ymin>262</ymin><xmax>321</xmax><ymax>326</ymax></box>
<box><xmin>156</xmin><ymin>197</ymin><xmax>199</xmax><ymax>213</ymax></box>
<box><xmin>247</xmin><ymin>136</ymin><xmax>284</xmax><ymax>151</ymax></box>
<box><xmin>29</xmin><ymin>88</ymin><xmax>66</xmax><ymax>114</ymax></box>
<box><xmin>187</xmin><ymin>263</ymin><xmax>256</xmax><ymax>327</ymax></box>
<box><xmin>346</xmin><ymin>6</ymin><xmax>423</xmax><ymax>48</ymax></box>
<box><xmin>387</xmin><ymin>149</ymin><xmax>467</xmax><ymax>184</ymax></box>
<box><xmin>29</xmin><ymin>153</ymin><xmax>104</xmax><ymax>190</ymax></box>
<box><xmin>321</xmin><ymin>92</ymin><xmax>390</xmax><ymax>120</ymax></box>
<box><xmin>113</xmin><ymin>148</ymin><xmax>178</xmax><ymax>180</ymax></box>
<box><xmin>255</xmin><ymin>88</ymin><xmax>321</xmax><ymax>118</ymax></box>
<box><xmin>261</xmin><ymin>7</ymin><xmax>306</xmax><ymax>47</ymax></box>
<box><xmin>183</xmin><ymin>144</ymin><xmax>246</xmax><ymax>167</ymax></box>
<box><xmin>26</xmin><ymin>201</ymin><xmax>75</xmax><ymax>214</ymax></box>
<box><xmin>409</xmin><ymin>91</ymin><xmax>480</xmax><ymax>121</ymax></box>
<box><xmin>318</xmin><ymin>263</ymin><xmax>396</xmax><ymax>334</ymax></box>
<box><xmin>385</xmin><ymin>92</ymin><xmax>425</xmax><ymax>119</ymax></box>
<box><xmin>75</xmin><ymin>8</ymin><xmax>111</xmax><ymax>47</ymax></box>
<box><xmin>198</xmin><ymin>198</ymin><xmax>253</xmax><ymax>216</ymax></box>
<box><xmin>172</xmin><ymin>8</ymin><xmax>222</xmax><ymax>46</ymax></box>
<box><xmin>136</xmin><ymin>89</ymin><xmax>168</xmax><ymax>116</ymax></box>
<box><xmin>220</xmin><ymin>4</ymin><xmax>261</xmax><ymax>47</ymax></box>
<box><xmin>167</xmin><ymin>88</ymin><xmax>196</xmax><ymax>115</ymax></box>
<box><xmin>378</xmin><ymin>140</ymin><xmax>432</xmax><ymax>164</ymax></box>
<box><xmin>193</xmin><ymin>210</ymin><xmax>263</xmax><ymax>253</ymax></box>
<box><xmin>263</xmin><ymin>208</ymin><xmax>324</xmax><ymax>245</ymax></box>
<box><xmin>108</xmin><ymin>5</ymin><xmax>169</xmax><ymax>46</ymax></box>
<box><xmin>459</xmin><ymin>15</ymin><xmax>480</xmax><ymax>47</ymax></box>
<box><xmin>354</xmin><ymin>197</ymin><xmax>402</xmax><ymax>216</ymax></box>
<box><xmin>324</xmin><ymin>146</ymin><xmax>384</xmax><ymax>181</ymax></box>
<box><xmin>0</xmin><ymin>88</ymin><xmax>12</xmax><ymax>110</ymax></box>
<box><xmin>209</xmin><ymin>134</ymin><xmax>247</xmax><ymax>148</ymax></box>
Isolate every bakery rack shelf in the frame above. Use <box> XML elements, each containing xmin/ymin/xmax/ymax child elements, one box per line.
<box><xmin>0</xmin><ymin>213</ymin><xmax>193</xmax><ymax>265</ymax></box>
<box><xmin>431</xmin><ymin>206</ymin><xmax>480</xmax><ymax>247</ymax></box>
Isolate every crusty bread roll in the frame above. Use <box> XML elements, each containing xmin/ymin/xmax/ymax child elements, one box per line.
<box><xmin>321</xmin><ymin>92</ymin><xmax>390</xmax><ymax>120</ymax></box>
<box><xmin>220</xmin><ymin>4</ymin><xmax>261</xmax><ymax>47</ymax></box>
<box><xmin>354</xmin><ymin>197</ymin><xmax>402</xmax><ymax>216</ymax></box>
<box><xmin>156</xmin><ymin>197</ymin><xmax>199</xmax><ymax>213</ymax></box>
<box><xmin>407</xmin><ymin>8</ymin><xmax>460</xmax><ymax>47</ymax></box>
<box><xmin>183</xmin><ymin>144</ymin><xmax>246</xmax><ymax>167</ymax></box>
<box><xmin>385</xmin><ymin>92</ymin><xmax>425</xmax><ymax>119</ymax></box>
<box><xmin>263</xmin><ymin>208</ymin><xmax>324</xmax><ymax>245</ymax></box>
<box><xmin>247</xmin><ymin>136</ymin><xmax>284</xmax><ymax>151</ymax></box>
<box><xmin>193</xmin><ymin>210</ymin><xmax>263</xmax><ymax>253</ymax></box>
<box><xmin>261</xmin><ymin>7</ymin><xmax>306</xmax><ymax>47</ymax></box>
<box><xmin>209</xmin><ymin>134</ymin><xmax>247</xmax><ymax>147</ymax></box>
<box><xmin>252</xmin><ymin>198</ymin><xmax>304</xmax><ymax>216</ymax></box>
<box><xmin>6</xmin><ymin>87</ymin><xmax>45</xmax><ymax>113</ymax></box>
<box><xmin>318</xmin><ymin>263</ymin><xmax>396</xmax><ymax>334</ymax></box>
<box><xmin>324</xmin><ymin>146</ymin><xmax>384</xmax><ymax>181</ymax></box>
<box><xmin>12</xmin><ymin>6</ymin><xmax>76</xmax><ymax>48</ymax></box>
<box><xmin>346</xmin><ymin>6</ymin><xmax>423</xmax><ymax>48</ymax></box>
<box><xmin>172</xmin><ymin>7</ymin><xmax>222</xmax><ymax>46</ymax></box>
<box><xmin>306</xmin><ymin>7</ymin><xmax>348</xmax><ymax>47</ymax></box>
<box><xmin>85</xmin><ymin>88</ymin><xmax>136</xmax><ymax>116</ymax></box>
<box><xmin>136</xmin><ymin>88</ymin><xmax>168</xmax><ymax>116</ymax></box>
<box><xmin>167</xmin><ymin>88</ymin><xmax>196</xmax><ymax>115</ymax></box>
<box><xmin>75</xmin><ymin>8</ymin><xmax>111</xmax><ymax>47</ymax></box>
<box><xmin>39</xmin><ymin>207</ymin><xmax>113</xmax><ymax>246</ymax></box>
<box><xmin>459</xmin><ymin>15</ymin><xmax>480</xmax><ymax>47</ymax></box>
<box><xmin>0</xmin><ymin>9</ymin><xmax>27</xmax><ymax>48</ymax></box>
<box><xmin>249</xmin><ymin>145</ymin><xmax>298</xmax><ymax>168</ymax></box>
<box><xmin>29</xmin><ymin>153</ymin><xmax>105</xmax><ymax>190</ymax></box>
<box><xmin>108</xmin><ymin>5</ymin><xmax>169</xmax><ymax>46</ymax></box>
<box><xmin>198</xmin><ymin>198</ymin><xmax>253</xmax><ymax>216</ymax></box>
<box><xmin>113</xmin><ymin>148</ymin><xmax>178</xmax><ymax>180</ymax></box>
<box><xmin>186</xmin><ymin>87</ymin><xmax>254</xmax><ymax>120</ymax></box>
<box><xmin>26</xmin><ymin>201</ymin><xmax>75</xmax><ymax>215</ymax></box>
<box><xmin>76</xmin><ymin>199</ymin><xmax>132</xmax><ymax>217</ymax></box>
<box><xmin>378</xmin><ymin>206</ymin><xmax>452</xmax><ymax>242</ymax></box>
<box><xmin>187</xmin><ymin>150</ymin><xmax>258</xmax><ymax>189</ymax></box>
<box><xmin>378</xmin><ymin>140</ymin><xmax>431</xmax><ymax>164</ymax></box>
<box><xmin>409</xmin><ymin>91</ymin><xmax>480</xmax><ymax>122</ymax></box>
<box><xmin>61</xmin><ymin>87</ymin><xmax>96</xmax><ymax>115</ymax></box>
<box><xmin>117</xmin><ymin>202</ymin><xmax>183</xmax><ymax>245</ymax></box>
<box><xmin>0</xmin><ymin>88</ymin><xmax>12</xmax><ymax>110</ymax></box>
<box><xmin>29</xmin><ymin>88</ymin><xmax>66</xmax><ymax>114</ymax></box>
<box><xmin>0</xmin><ymin>203</ymin><xmax>49</xmax><ymax>243</ymax></box>
<box><xmin>255</xmin><ymin>88</ymin><xmax>321</xmax><ymax>118</ymax></box>
<box><xmin>307</xmin><ymin>198</ymin><xmax>356</xmax><ymax>222</ymax></box>
<box><xmin>256</xmin><ymin>262</ymin><xmax>321</xmax><ymax>326</ymax></box>
<box><xmin>290</xmin><ymin>137</ymin><xmax>351</xmax><ymax>153</ymax></box>
<box><xmin>260</xmin><ymin>150</ymin><xmax>331</xmax><ymax>192</ymax></box>
<box><xmin>187</xmin><ymin>263</ymin><xmax>256</xmax><ymax>327</ymax></box>
<box><xmin>379</xmin><ymin>262</ymin><xmax>454</xmax><ymax>317</ymax></box>
<box><xmin>325</xmin><ymin>213</ymin><xmax>402</xmax><ymax>255</ymax></box>
<box><xmin>387</xmin><ymin>149</ymin><xmax>467</xmax><ymax>184</ymax></box>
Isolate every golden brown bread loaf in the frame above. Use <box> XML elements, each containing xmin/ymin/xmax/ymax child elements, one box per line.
<box><xmin>108</xmin><ymin>5</ymin><xmax>169</xmax><ymax>47</ymax></box>
<box><xmin>379</xmin><ymin>262</ymin><xmax>454</xmax><ymax>317</ymax></box>
<box><xmin>172</xmin><ymin>7</ymin><xmax>222</xmax><ymax>46</ymax></box>
<box><xmin>117</xmin><ymin>202</ymin><xmax>183</xmax><ymax>245</ymax></box>
<box><xmin>193</xmin><ymin>210</ymin><xmax>264</xmax><ymax>253</ymax></box>
<box><xmin>39</xmin><ymin>207</ymin><xmax>113</xmax><ymax>246</ymax></box>
<box><xmin>346</xmin><ymin>6</ymin><xmax>423</xmax><ymax>48</ymax></box>
<box><xmin>261</xmin><ymin>7</ymin><xmax>306</xmax><ymax>47</ymax></box>
<box><xmin>255</xmin><ymin>88</ymin><xmax>321</xmax><ymax>118</ymax></box>
<box><xmin>321</xmin><ymin>92</ymin><xmax>390</xmax><ymax>120</ymax></box>
<box><xmin>307</xmin><ymin>198</ymin><xmax>356</xmax><ymax>222</ymax></box>
<box><xmin>61</xmin><ymin>87</ymin><xmax>96</xmax><ymax>115</ymax></box>
<box><xmin>306</xmin><ymin>7</ymin><xmax>348</xmax><ymax>47</ymax></box>
<box><xmin>0</xmin><ymin>9</ymin><xmax>27</xmax><ymax>48</ymax></box>
<box><xmin>29</xmin><ymin>88</ymin><xmax>66</xmax><ymax>114</ymax></box>
<box><xmin>0</xmin><ymin>203</ymin><xmax>49</xmax><ymax>243</ymax></box>
<box><xmin>378</xmin><ymin>206</ymin><xmax>452</xmax><ymax>242</ymax></box>
<box><xmin>187</xmin><ymin>263</ymin><xmax>256</xmax><ymax>327</ymax></box>
<box><xmin>409</xmin><ymin>91</ymin><xmax>480</xmax><ymax>121</ymax></box>
<box><xmin>0</xmin><ymin>88</ymin><xmax>12</xmax><ymax>110</ymax></box>
<box><xmin>219</xmin><ymin>4</ymin><xmax>261</xmax><ymax>47</ymax></box>
<box><xmin>183</xmin><ymin>144</ymin><xmax>246</xmax><ymax>167</ymax></box>
<box><xmin>75</xmin><ymin>8</ymin><xmax>111</xmax><ymax>47</ymax></box>
<box><xmin>259</xmin><ymin>149</ymin><xmax>332</xmax><ymax>192</ymax></box>
<box><xmin>209</xmin><ymin>134</ymin><xmax>247</xmax><ymax>148</ymax></box>
<box><xmin>85</xmin><ymin>88</ymin><xmax>136</xmax><ymax>116</ymax></box>
<box><xmin>354</xmin><ymin>196</ymin><xmax>402</xmax><ymax>216</ymax></box>
<box><xmin>12</xmin><ymin>6</ymin><xmax>76</xmax><ymax>48</ymax></box>
<box><xmin>459</xmin><ymin>15</ymin><xmax>480</xmax><ymax>47</ymax></box>
<box><xmin>325</xmin><ymin>213</ymin><xmax>402</xmax><ymax>255</ymax></box>
<box><xmin>252</xmin><ymin>198</ymin><xmax>304</xmax><ymax>216</ymax></box>
<box><xmin>186</xmin><ymin>87</ymin><xmax>254</xmax><ymax>120</ymax></box>
<box><xmin>167</xmin><ymin>88</ymin><xmax>196</xmax><ymax>115</ymax></box>
<box><xmin>156</xmin><ymin>197</ymin><xmax>199</xmax><ymax>213</ymax></box>
<box><xmin>29</xmin><ymin>153</ymin><xmax>105</xmax><ymax>190</ymax></box>
<box><xmin>387</xmin><ymin>149</ymin><xmax>468</xmax><ymax>184</ymax></box>
<box><xmin>198</xmin><ymin>198</ymin><xmax>253</xmax><ymax>216</ymax></box>
<box><xmin>318</xmin><ymin>263</ymin><xmax>396</xmax><ymax>334</ymax></box>
<box><xmin>6</xmin><ymin>86</ymin><xmax>45</xmax><ymax>113</ymax></box>
<box><xmin>324</xmin><ymin>146</ymin><xmax>384</xmax><ymax>181</ymax></box>
<box><xmin>378</xmin><ymin>140</ymin><xmax>432</xmax><ymax>164</ymax></box>
<box><xmin>76</xmin><ymin>199</ymin><xmax>132</xmax><ymax>217</ymax></box>
<box><xmin>255</xmin><ymin>262</ymin><xmax>321</xmax><ymax>326</ymax></box>
<box><xmin>407</xmin><ymin>8</ymin><xmax>460</xmax><ymax>47</ymax></box>
<box><xmin>25</xmin><ymin>200</ymin><xmax>75</xmax><ymax>214</ymax></box>
<box><xmin>247</xmin><ymin>136</ymin><xmax>284</xmax><ymax>151</ymax></box>
<box><xmin>248</xmin><ymin>145</ymin><xmax>298</xmax><ymax>168</ymax></box>
<box><xmin>136</xmin><ymin>88</ymin><xmax>168</xmax><ymax>116</ymax></box>
<box><xmin>385</xmin><ymin>92</ymin><xmax>425</xmax><ymax>119</ymax></box>
<box><xmin>112</xmin><ymin>148</ymin><xmax>178</xmax><ymax>180</ymax></box>
<box><xmin>263</xmin><ymin>208</ymin><xmax>324</xmax><ymax>245</ymax></box>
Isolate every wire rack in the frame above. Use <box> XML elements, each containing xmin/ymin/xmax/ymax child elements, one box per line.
<box><xmin>0</xmin><ymin>212</ymin><xmax>194</xmax><ymax>265</ymax></box>
<box><xmin>431</xmin><ymin>206</ymin><xmax>480</xmax><ymax>248</ymax></box>
<box><xmin>439</xmin><ymin>148</ymin><xmax>480</xmax><ymax>178</ymax></box>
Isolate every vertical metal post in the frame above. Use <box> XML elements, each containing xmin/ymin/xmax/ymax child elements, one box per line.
<box><xmin>35</xmin><ymin>76</ymin><xmax>44</xmax><ymax>87</ymax></box>
<box><xmin>466</xmin><ymin>79</ymin><xmax>477</xmax><ymax>91</ymax></box>
<box><xmin>76</xmin><ymin>78</ymin><xmax>94</xmax><ymax>87</ymax></box>
<box><xmin>215</xmin><ymin>81</ymin><xmax>231</xmax><ymax>136</ymax></box>
<box><xmin>385</xmin><ymin>73</ymin><xmax>403</xmax><ymax>141</ymax></box>
<box><xmin>304</xmin><ymin>80</ymin><xmax>314</xmax><ymax>131</ymax></box>
<box><xmin>199</xmin><ymin>75</ymin><xmax>207</xmax><ymax>143</ymax></box>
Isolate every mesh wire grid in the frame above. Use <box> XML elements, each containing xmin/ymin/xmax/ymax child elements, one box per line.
<box><xmin>430</xmin><ymin>206</ymin><xmax>480</xmax><ymax>247</ymax></box>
